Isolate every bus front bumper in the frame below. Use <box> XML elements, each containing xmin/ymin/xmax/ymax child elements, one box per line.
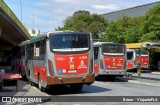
<box><xmin>47</xmin><ymin>73</ymin><xmax>95</xmax><ymax>85</ymax></box>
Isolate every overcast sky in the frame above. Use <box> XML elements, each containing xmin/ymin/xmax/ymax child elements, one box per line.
<box><xmin>4</xmin><ymin>0</ymin><xmax>160</xmax><ymax>32</ymax></box>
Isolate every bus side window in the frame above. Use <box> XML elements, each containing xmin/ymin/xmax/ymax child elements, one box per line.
<box><xmin>40</xmin><ymin>40</ymin><xmax>46</xmax><ymax>60</ymax></box>
<box><xmin>94</xmin><ymin>47</ymin><xmax>99</xmax><ymax>60</ymax></box>
<box><xmin>34</xmin><ymin>42</ymin><xmax>40</xmax><ymax>60</ymax></box>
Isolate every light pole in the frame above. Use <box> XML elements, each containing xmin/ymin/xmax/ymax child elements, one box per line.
<box><xmin>32</xmin><ymin>14</ymin><xmax>34</xmax><ymax>30</ymax></box>
<box><xmin>20</xmin><ymin>0</ymin><xmax>22</xmax><ymax>22</ymax></box>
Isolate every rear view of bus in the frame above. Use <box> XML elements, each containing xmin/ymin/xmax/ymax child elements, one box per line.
<box><xmin>136</xmin><ymin>50</ymin><xmax>149</xmax><ymax>69</ymax></box>
<box><xmin>47</xmin><ymin>32</ymin><xmax>94</xmax><ymax>90</ymax></box>
<box><xmin>94</xmin><ymin>42</ymin><xmax>126</xmax><ymax>80</ymax></box>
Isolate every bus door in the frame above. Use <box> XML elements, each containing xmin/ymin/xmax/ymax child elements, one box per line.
<box><xmin>94</xmin><ymin>46</ymin><xmax>99</xmax><ymax>76</ymax></box>
<box><xmin>127</xmin><ymin>51</ymin><xmax>134</xmax><ymax>70</ymax></box>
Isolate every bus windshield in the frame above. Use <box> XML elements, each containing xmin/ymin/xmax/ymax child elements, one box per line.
<box><xmin>102</xmin><ymin>44</ymin><xmax>125</xmax><ymax>55</ymax></box>
<box><xmin>136</xmin><ymin>50</ymin><xmax>148</xmax><ymax>56</ymax></box>
<box><xmin>50</xmin><ymin>34</ymin><xmax>90</xmax><ymax>53</ymax></box>
<box><xmin>127</xmin><ymin>52</ymin><xmax>133</xmax><ymax>60</ymax></box>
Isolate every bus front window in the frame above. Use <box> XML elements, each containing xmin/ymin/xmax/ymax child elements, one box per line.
<box><xmin>50</xmin><ymin>34</ymin><xmax>90</xmax><ymax>53</ymax></box>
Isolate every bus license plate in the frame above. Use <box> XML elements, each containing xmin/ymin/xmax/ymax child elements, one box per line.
<box><xmin>68</xmin><ymin>70</ymin><xmax>76</xmax><ymax>73</ymax></box>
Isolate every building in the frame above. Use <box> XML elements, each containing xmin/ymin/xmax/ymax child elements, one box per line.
<box><xmin>102</xmin><ymin>1</ymin><xmax>160</xmax><ymax>21</ymax></box>
<box><xmin>27</xmin><ymin>28</ymin><xmax>40</xmax><ymax>36</ymax></box>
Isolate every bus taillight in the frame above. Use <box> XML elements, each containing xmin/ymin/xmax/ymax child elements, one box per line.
<box><xmin>48</xmin><ymin>60</ymin><xmax>54</xmax><ymax>76</ymax></box>
<box><xmin>100</xmin><ymin>59</ymin><xmax>104</xmax><ymax>69</ymax></box>
<box><xmin>89</xmin><ymin>58</ymin><xmax>93</xmax><ymax>74</ymax></box>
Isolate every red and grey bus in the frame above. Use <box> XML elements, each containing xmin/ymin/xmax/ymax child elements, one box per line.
<box><xmin>94</xmin><ymin>42</ymin><xmax>127</xmax><ymax>80</ymax></box>
<box><xmin>11</xmin><ymin>40</ymin><xmax>30</xmax><ymax>79</ymax></box>
<box><xmin>136</xmin><ymin>50</ymin><xmax>149</xmax><ymax>69</ymax></box>
<box><xmin>127</xmin><ymin>49</ymin><xmax>149</xmax><ymax>70</ymax></box>
<box><xmin>27</xmin><ymin>31</ymin><xmax>94</xmax><ymax>91</ymax></box>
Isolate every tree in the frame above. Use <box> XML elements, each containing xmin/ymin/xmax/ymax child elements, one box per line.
<box><xmin>87</xmin><ymin>21</ymin><xmax>106</xmax><ymax>39</ymax></box>
<box><xmin>56</xmin><ymin>10</ymin><xmax>108</xmax><ymax>39</ymax></box>
<box><xmin>101</xmin><ymin>16</ymin><xmax>144</xmax><ymax>43</ymax></box>
<box><xmin>140</xmin><ymin>3</ymin><xmax>160</xmax><ymax>42</ymax></box>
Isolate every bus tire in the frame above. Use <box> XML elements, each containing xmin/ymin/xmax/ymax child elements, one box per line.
<box><xmin>0</xmin><ymin>81</ymin><xmax>3</xmax><ymax>91</ymax></box>
<box><xmin>29</xmin><ymin>78</ymin><xmax>34</xmax><ymax>86</ymax></box>
<box><xmin>29</xmin><ymin>72</ymin><xmax>34</xmax><ymax>86</ymax></box>
<box><xmin>107</xmin><ymin>76</ymin><xmax>115</xmax><ymax>81</ymax></box>
<box><xmin>38</xmin><ymin>75</ymin><xmax>45</xmax><ymax>92</ymax></box>
<box><xmin>70</xmin><ymin>84</ymin><xmax>83</xmax><ymax>91</ymax></box>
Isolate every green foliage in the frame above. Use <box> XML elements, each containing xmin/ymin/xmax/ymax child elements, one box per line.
<box><xmin>101</xmin><ymin>16</ymin><xmax>144</xmax><ymax>43</ymax></box>
<box><xmin>142</xmin><ymin>3</ymin><xmax>160</xmax><ymax>42</ymax></box>
<box><xmin>56</xmin><ymin>3</ymin><xmax>160</xmax><ymax>44</ymax></box>
<box><xmin>56</xmin><ymin>10</ymin><xmax>108</xmax><ymax>39</ymax></box>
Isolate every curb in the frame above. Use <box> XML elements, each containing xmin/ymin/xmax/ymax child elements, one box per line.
<box><xmin>128</xmin><ymin>80</ymin><xmax>160</xmax><ymax>87</ymax></box>
<box><xmin>151</xmin><ymin>72</ymin><xmax>160</xmax><ymax>75</ymax></box>
<box><xmin>117</xmin><ymin>76</ymin><xmax>160</xmax><ymax>87</ymax></box>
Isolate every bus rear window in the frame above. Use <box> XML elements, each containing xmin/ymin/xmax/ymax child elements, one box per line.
<box><xmin>127</xmin><ymin>52</ymin><xmax>133</xmax><ymax>60</ymax></box>
<box><xmin>102</xmin><ymin>44</ymin><xmax>125</xmax><ymax>55</ymax></box>
<box><xmin>136</xmin><ymin>50</ymin><xmax>148</xmax><ymax>56</ymax></box>
<box><xmin>50</xmin><ymin>34</ymin><xmax>90</xmax><ymax>53</ymax></box>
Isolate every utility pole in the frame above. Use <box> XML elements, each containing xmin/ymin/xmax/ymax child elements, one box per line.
<box><xmin>32</xmin><ymin>14</ymin><xmax>34</xmax><ymax>30</ymax></box>
<box><xmin>20</xmin><ymin>0</ymin><xmax>22</xmax><ymax>22</ymax></box>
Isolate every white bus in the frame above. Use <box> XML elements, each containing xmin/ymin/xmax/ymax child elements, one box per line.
<box><xmin>94</xmin><ymin>42</ymin><xmax>127</xmax><ymax>80</ymax></box>
<box><xmin>127</xmin><ymin>49</ymin><xmax>149</xmax><ymax>70</ymax></box>
<box><xmin>27</xmin><ymin>31</ymin><xmax>94</xmax><ymax>91</ymax></box>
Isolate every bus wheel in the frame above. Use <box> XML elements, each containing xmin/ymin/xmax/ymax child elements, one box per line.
<box><xmin>0</xmin><ymin>81</ymin><xmax>3</xmax><ymax>91</ymax></box>
<box><xmin>29</xmin><ymin>78</ymin><xmax>34</xmax><ymax>86</ymax></box>
<box><xmin>70</xmin><ymin>84</ymin><xmax>83</xmax><ymax>91</ymax></box>
<box><xmin>107</xmin><ymin>76</ymin><xmax>115</xmax><ymax>81</ymax></box>
<box><xmin>38</xmin><ymin>76</ymin><xmax>45</xmax><ymax>92</ymax></box>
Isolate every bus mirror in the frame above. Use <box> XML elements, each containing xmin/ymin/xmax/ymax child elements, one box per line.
<box><xmin>46</xmin><ymin>37</ymin><xmax>49</xmax><ymax>41</ymax></box>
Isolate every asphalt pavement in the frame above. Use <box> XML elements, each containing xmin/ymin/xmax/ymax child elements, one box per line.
<box><xmin>0</xmin><ymin>71</ymin><xmax>160</xmax><ymax>105</ymax></box>
<box><xmin>120</xmin><ymin>71</ymin><xmax>160</xmax><ymax>87</ymax></box>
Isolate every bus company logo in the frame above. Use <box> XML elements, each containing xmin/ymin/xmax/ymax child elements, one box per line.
<box><xmin>70</xmin><ymin>64</ymin><xmax>74</xmax><ymax>69</ymax></box>
<box><xmin>58</xmin><ymin>69</ymin><xmax>62</xmax><ymax>74</ymax></box>
<box><xmin>56</xmin><ymin>57</ymin><xmax>65</xmax><ymax>61</ymax></box>
<box><xmin>79</xmin><ymin>56</ymin><xmax>87</xmax><ymax>59</ymax></box>
<box><xmin>62</xmin><ymin>69</ymin><xmax>66</xmax><ymax>73</ymax></box>
<box><xmin>69</xmin><ymin>57</ymin><xmax>74</xmax><ymax>63</ymax></box>
<box><xmin>112</xmin><ymin>58</ymin><xmax>115</xmax><ymax>62</ymax></box>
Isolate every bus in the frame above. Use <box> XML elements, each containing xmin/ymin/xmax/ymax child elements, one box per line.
<box><xmin>94</xmin><ymin>42</ymin><xmax>126</xmax><ymax>80</ymax></box>
<box><xmin>27</xmin><ymin>31</ymin><xmax>94</xmax><ymax>91</ymax></box>
<box><xmin>136</xmin><ymin>50</ymin><xmax>149</xmax><ymax>69</ymax></box>
<box><xmin>126</xmin><ymin>49</ymin><xmax>149</xmax><ymax>70</ymax></box>
<box><xmin>11</xmin><ymin>40</ymin><xmax>30</xmax><ymax>79</ymax></box>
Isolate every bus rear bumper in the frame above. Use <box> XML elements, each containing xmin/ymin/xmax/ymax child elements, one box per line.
<box><xmin>47</xmin><ymin>74</ymin><xmax>95</xmax><ymax>85</ymax></box>
<box><xmin>99</xmin><ymin>70</ymin><xmax>126</xmax><ymax>76</ymax></box>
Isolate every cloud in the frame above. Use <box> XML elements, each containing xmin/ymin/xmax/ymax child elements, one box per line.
<box><xmin>36</xmin><ymin>2</ymin><xmax>50</xmax><ymax>7</ymax></box>
<box><xmin>48</xmin><ymin>21</ymin><xmax>58</xmax><ymax>25</ymax></box>
<box><xmin>91</xmin><ymin>4</ymin><xmax>120</xmax><ymax>10</ymax></box>
<box><xmin>52</xmin><ymin>0</ymin><xmax>82</xmax><ymax>4</ymax></box>
<box><xmin>6</xmin><ymin>0</ymin><xmax>159</xmax><ymax>32</ymax></box>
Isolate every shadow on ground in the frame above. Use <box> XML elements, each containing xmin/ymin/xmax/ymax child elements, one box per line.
<box><xmin>46</xmin><ymin>84</ymin><xmax>111</xmax><ymax>95</ymax></box>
